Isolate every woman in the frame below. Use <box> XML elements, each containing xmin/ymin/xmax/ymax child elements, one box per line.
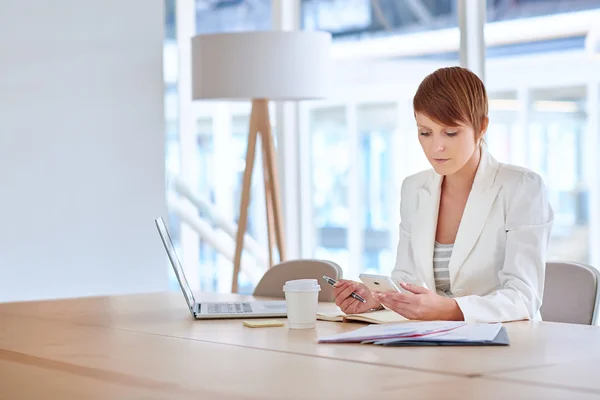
<box><xmin>333</xmin><ymin>66</ymin><xmax>554</xmax><ymax>323</ymax></box>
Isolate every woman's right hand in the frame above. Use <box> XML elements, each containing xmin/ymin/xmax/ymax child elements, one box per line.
<box><xmin>332</xmin><ymin>279</ymin><xmax>381</xmax><ymax>314</ymax></box>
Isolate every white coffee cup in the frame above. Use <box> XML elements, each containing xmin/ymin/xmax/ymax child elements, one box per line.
<box><xmin>282</xmin><ymin>279</ymin><xmax>321</xmax><ymax>329</ymax></box>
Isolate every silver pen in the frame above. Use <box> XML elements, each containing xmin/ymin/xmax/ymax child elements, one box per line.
<box><xmin>322</xmin><ymin>275</ymin><xmax>367</xmax><ymax>303</ymax></box>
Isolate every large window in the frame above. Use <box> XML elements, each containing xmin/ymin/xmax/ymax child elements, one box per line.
<box><xmin>310</xmin><ymin>106</ymin><xmax>350</xmax><ymax>268</ymax></box>
<box><xmin>165</xmin><ymin>0</ymin><xmax>600</xmax><ymax>294</ymax></box>
<box><xmin>302</xmin><ymin>0</ymin><xmax>458</xmax><ymax>38</ymax></box>
<box><xmin>301</xmin><ymin>0</ymin><xmax>600</xmax><ymax>279</ymax></box>
<box><xmin>358</xmin><ymin>103</ymin><xmax>398</xmax><ymax>275</ymax></box>
<box><xmin>196</xmin><ymin>0</ymin><xmax>270</xmax><ymax>33</ymax></box>
<box><xmin>483</xmin><ymin>0</ymin><xmax>600</xmax><ymax>265</ymax></box>
<box><xmin>487</xmin><ymin>87</ymin><xmax>591</xmax><ymax>263</ymax></box>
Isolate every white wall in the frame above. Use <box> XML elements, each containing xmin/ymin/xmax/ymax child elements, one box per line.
<box><xmin>0</xmin><ymin>0</ymin><xmax>168</xmax><ymax>302</ymax></box>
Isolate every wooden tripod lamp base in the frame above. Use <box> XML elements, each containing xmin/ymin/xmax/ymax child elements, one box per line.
<box><xmin>232</xmin><ymin>99</ymin><xmax>286</xmax><ymax>293</ymax></box>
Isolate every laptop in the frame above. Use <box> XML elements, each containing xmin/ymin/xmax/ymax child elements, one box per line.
<box><xmin>155</xmin><ymin>217</ymin><xmax>287</xmax><ymax>319</ymax></box>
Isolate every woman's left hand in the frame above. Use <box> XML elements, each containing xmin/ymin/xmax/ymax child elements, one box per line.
<box><xmin>372</xmin><ymin>282</ymin><xmax>464</xmax><ymax>321</ymax></box>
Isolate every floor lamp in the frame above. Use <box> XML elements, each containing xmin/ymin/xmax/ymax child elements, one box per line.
<box><xmin>191</xmin><ymin>31</ymin><xmax>332</xmax><ymax>293</ymax></box>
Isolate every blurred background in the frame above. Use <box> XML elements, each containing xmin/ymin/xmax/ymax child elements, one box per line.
<box><xmin>164</xmin><ymin>0</ymin><xmax>600</xmax><ymax>294</ymax></box>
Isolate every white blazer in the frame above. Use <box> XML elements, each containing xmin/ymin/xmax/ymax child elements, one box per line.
<box><xmin>391</xmin><ymin>147</ymin><xmax>554</xmax><ymax>323</ymax></box>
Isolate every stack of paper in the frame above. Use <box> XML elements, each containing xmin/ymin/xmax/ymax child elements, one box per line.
<box><xmin>317</xmin><ymin>321</ymin><xmax>509</xmax><ymax>346</ymax></box>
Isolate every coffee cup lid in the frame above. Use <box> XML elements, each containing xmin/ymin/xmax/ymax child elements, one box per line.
<box><xmin>283</xmin><ymin>279</ymin><xmax>321</xmax><ymax>293</ymax></box>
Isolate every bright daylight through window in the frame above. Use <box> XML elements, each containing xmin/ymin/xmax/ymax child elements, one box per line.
<box><xmin>164</xmin><ymin>0</ymin><xmax>600</xmax><ymax>293</ymax></box>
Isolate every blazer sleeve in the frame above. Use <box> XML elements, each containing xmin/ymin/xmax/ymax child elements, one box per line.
<box><xmin>390</xmin><ymin>179</ymin><xmax>423</xmax><ymax>286</ymax></box>
<box><xmin>454</xmin><ymin>172</ymin><xmax>554</xmax><ymax>323</ymax></box>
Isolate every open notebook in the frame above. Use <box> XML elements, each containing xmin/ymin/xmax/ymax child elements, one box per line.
<box><xmin>317</xmin><ymin>309</ymin><xmax>409</xmax><ymax>324</ymax></box>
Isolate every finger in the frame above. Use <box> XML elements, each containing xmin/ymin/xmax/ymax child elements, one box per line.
<box><xmin>339</xmin><ymin>297</ymin><xmax>355</xmax><ymax>312</ymax></box>
<box><xmin>334</xmin><ymin>288</ymin><xmax>349</xmax><ymax>306</ymax></box>
<box><xmin>332</xmin><ymin>281</ymin><xmax>352</xmax><ymax>296</ymax></box>
<box><xmin>334</xmin><ymin>283</ymin><xmax>357</xmax><ymax>306</ymax></box>
<box><xmin>334</xmin><ymin>279</ymin><xmax>352</xmax><ymax>288</ymax></box>
<box><xmin>353</xmin><ymin>284</ymin><xmax>371</xmax><ymax>297</ymax></box>
<box><xmin>374</xmin><ymin>296</ymin><xmax>417</xmax><ymax>319</ymax></box>
<box><xmin>373</xmin><ymin>292</ymin><xmax>413</xmax><ymax>305</ymax></box>
<box><xmin>338</xmin><ymin>283</ymin><xmax>358</xmax><ymax>301</ymax></box>
<box><xmin>372</xmin><ymin>294</ymin><xmax>394</xmax><ymax>310</ymax></box>
<box><xmin>374</xmin><ymin>294</ymin><xmax>414</xmax><ymax>315</ymax></box>
<box><xmin>399</xmin><ymin>282</ymin><xmax>429</xmax><ymax>294</ymax></box>
<box><xmin>333</xmin><ymin>282</ymin><xmax>349</xmax><ymax>305</ymax></box>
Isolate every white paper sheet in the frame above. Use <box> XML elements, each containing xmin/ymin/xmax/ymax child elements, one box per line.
<box><xmin>317</xmin><ymin>321</ymin><xmax>467</xmax><ymax>343</ymax></box>
<box><xmin>371</xmin><ymin>323</ymin><xmax>503</xmax><ymax>345</ymax></box>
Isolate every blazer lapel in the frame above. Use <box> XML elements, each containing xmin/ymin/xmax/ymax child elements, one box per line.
<box><xmin>411</xmin><ymin>173</ymin><xmax>442</xmax><ymax>291</ymax></box>
<box><xmin>448</xmin><ymin>148</ymin><xmax>501</xmax><ymax>285</ymax></box>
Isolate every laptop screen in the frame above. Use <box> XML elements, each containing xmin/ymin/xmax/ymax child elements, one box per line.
<box><xmin>155</xmin><ymin>217</ymin><xmax>196</xmax><ymax>312</ymax></box>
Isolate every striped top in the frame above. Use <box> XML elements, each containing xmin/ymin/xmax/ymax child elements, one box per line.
<box><xmin>433</xmin><ymin>241</ymin><xmax>454</xmax><ymax>296</ymax></box>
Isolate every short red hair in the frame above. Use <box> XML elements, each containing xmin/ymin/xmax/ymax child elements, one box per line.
<box><xmin>413</xmin><ymin>67</ymin><xmax>488</xmax><ymax>136</ymax></box>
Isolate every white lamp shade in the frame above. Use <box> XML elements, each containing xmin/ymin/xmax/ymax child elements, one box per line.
<box><xmin>191</xmin><ymin>31</ymin><xmax>332</xmax><ymax>100</ymax></box>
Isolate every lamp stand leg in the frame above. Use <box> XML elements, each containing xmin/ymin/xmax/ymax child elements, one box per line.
<box><xmin>256</xmin><ymin>100</ymin><xmax>286</xmax><ymax>263</ymax></box>
<box><xmin>232</xmin><ymin>98</ymin><xmax>286</xmax><ymax>293</ymax></box>
<box><xmin>262</xmin><ymin>131</ymin><xmax>275</xmax><ymax>268</ymax></box>
<box><xmin>232</xmin><ymin>102</ymin><xmax>259</xmax><ymax>293</ymax></box>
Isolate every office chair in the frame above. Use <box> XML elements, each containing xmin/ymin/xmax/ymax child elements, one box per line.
<box><xmin>253</xmin><ymin>259</ymin><xmax>343</xmax><ymax>302</ymax></box>
<box><xmin>541</xmin><ymin>261</ymin><xmax>600</xmax><ymax>325</ymax></box>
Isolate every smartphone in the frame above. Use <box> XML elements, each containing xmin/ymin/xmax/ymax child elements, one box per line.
<box><xmin>359</xmin><ymin>274</ymin><xmax>404</xmax><ymax>294</ymax></box>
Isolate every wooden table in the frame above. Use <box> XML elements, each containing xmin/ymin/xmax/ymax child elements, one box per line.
<box><xmin>2</xmin><ymin>291</ymin><xmax>600</xmax><ymax>399</ymax></box>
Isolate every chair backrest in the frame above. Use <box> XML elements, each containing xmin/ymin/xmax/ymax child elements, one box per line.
<box><xmin>253</xmin><ymin>259</ymin><xmax>343</xmax><ymax>302</ymax></box>
<box><xmin>540</xmin><ymin>261</ymin><xmax>600</xmax><ymax>325</ymax></box>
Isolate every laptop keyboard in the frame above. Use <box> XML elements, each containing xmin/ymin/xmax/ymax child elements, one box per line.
<box><xmin>207</xmin><ymin>302</ymin><xmax>253</xmax><ymax>314</ymax></box>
